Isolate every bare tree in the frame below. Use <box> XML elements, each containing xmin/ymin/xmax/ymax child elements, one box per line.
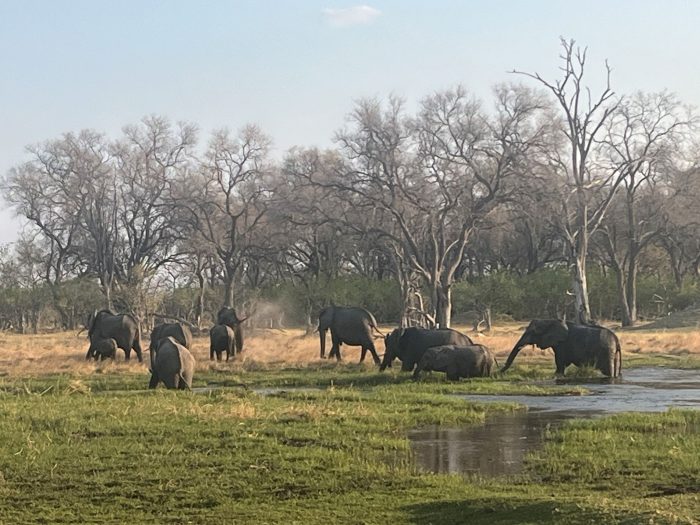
<box><xmin>181</xmin><ymin>125</ymin><xmax>272</xmax><ymax>308</ymax></box>
<box><xmin>515</xmin><ymin>38</ymin><xmax>623</xmax><ymax>323</ymax></box>
<box><xmin>597</xmin><ymin>92</ymin><xmax>696</xmax><ymax>325</ymax></box>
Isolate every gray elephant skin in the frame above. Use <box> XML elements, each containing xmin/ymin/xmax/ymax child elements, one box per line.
<box><xmin>149</xmin><ymin>322</ymin><xmax>193</xmax><ymax>356</ymax></box>
<box><xmin>380</xmin><ymin>327</ymin><xmax>474</xmax><ymax>372</ymax></box>
<box><xmin>501</xmin><ymin>319</ymin><xmax>622</xmax><ymax>378</ymax></box>
<box><xmin>85</xmin><ymin>338</ymin><xmax>118</xmax><ymax>361</ymax></box>
<box><xmin>413</xmin><ymin>344</ymin><xmax>496</xmax><ymax>380</ymax></box>
<box><xmin>217</xmin><ymin>307</ymin><xmax>246</xmax><ymax>353</ymax></box>
<box><xmin>318</xmin><ymin>306</ymin><xmax>382</xmax><ymax>363</ymax></box>
<box><xmin>210</xmin><ymin>324</ymin><xmax>236</xmax><ymax>361</ymax></box>
<box><xmin>87</xmin><ymin>310</ymin><xmax>143</xmax><ymax>362</ymax></box>
<box><xmin>148</xmin><ymin>336</ymin><xmax>195</xmax><ymax>389</ymax></box>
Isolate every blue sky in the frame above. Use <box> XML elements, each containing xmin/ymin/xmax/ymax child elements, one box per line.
<box><xmin>1</xmin><ymin>0</ymin><xmax>699</xmax><ymax>242</ymax></box>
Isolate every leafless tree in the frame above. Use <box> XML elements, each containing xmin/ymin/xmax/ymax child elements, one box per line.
<box><xmin>597</xmin><ymin>92</ymin><xmax>696</xmax><ymax>325</ymax></box>
<box><xmin>515</xmin><ymin>38</ymin><xmax>623</xmax><ymax>323</ymax></box>
<box><xmin>180</xmin><ymin>125</ymin><xmax>272</xmax><ymax>308</ymax></box>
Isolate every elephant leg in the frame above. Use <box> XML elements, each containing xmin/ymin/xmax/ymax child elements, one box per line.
<box><xmin>132</xmin><ymin>340</ymin><xmax>144</xmax><ymax>363</ymax></box>
<box><xmin>216</xmin><ymin>351</ymin><xmax>222</xmax><ymax>362</ymax></box>
<box><xmin>210</xmin><ymin>347</ymin><xmax>215</xmax><ymax>361</ymax></box>
<box><xmin>85</xmin><ymin>347</ymin><xmax>94</xmax><ymax>360</ymax></box>
<box><xmin>366</xmin><ymin>342</ymin><xmax>381</xmax><ymax>365</ymax></box>
<box><xmin>554</xmin><ymin>352</ymin><xmax>567</xmax><ymax>376</ymax></box>
<box><xmin>148</xmin><ymin>372</ymin><xmax>159</xmax><ymax>389</ymax></box>
<box><xmin>359</xmin><ymin>346</ymin><xmax>367</xmax><ymax>363</ymax></box>
<box><xmin>330</xmin><ymin>338</ymin><xmax>342</xmax><ymax>361</ymax></box>
<box><xmin>124</xmin><ymin>347</ymin><xmax>132</xmax><ymax>361</ymax></box>
<box><xmin>614</xmin><ymin>350</ymin><xmax>622</xmax><ymax>378</ymax></box>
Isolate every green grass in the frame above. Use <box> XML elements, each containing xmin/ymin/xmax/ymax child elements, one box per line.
<box><xmin>0</xmin><ymin>366</ymin><xmax>698</xmax><ymax>524</ymax></box>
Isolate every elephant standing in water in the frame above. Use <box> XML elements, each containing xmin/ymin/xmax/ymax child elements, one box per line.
<box><xmin>149</xmin><ymin>337</ymin><xmax>195</xmax><ymax>389</ymax></box>
<box><xmin>217</xmin><ymin>307</ymin><xmax>246</xmax><ymax>353</ymax></box>
<box><xmin>500</xmin><ymin>319</ymin><xmax>622</xmax><ymax>378</ymax></box>
<box><xmin>87</xmin><ymin>310</ymin><xmax>143</xmax><ymax>362</ymax></box>
<box><xmin>380</xmin><ymin>327</ymin><xmax>474</xmax><ymax>372</ymax></box>
<box><xmin>413</xmin><ymin>344</ymin><xmax>496</xmax><ymax>380</ymax></box>
<box><xmin>318</xmin><ymin>306</ymin><xmax>383</xmax><ymax>363</ymax></box>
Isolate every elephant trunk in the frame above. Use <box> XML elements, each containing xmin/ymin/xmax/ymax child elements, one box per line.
<box><xmin>500</xmin><ymin>335</ymin><xmax>529</xmax><ymax>373</ymax></box>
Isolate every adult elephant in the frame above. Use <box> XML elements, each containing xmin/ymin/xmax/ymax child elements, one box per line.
<box><xmin>318</xmin><ymin>306</ymin><xmax>383</xmax><ymax>363</ymax></box>
<box><xmin>380</xmin><ymin>327</ymin><xmax>474</xmax><ymax>372</ymax></box>
<box><xmin>500</xmin><ymin>319</ymin><xmax>622</xmax><ymax>378</ymax></box>
<box><xmin>148</xmin><ymin>337</ymin><xmax>195</xmax><ymax>390</ymax></box>
<box><xmin>87</xmin><ymin>310</ymin><xmax>143</xmax><ymax>362</ymax></box>
<box><xmin>210</xmin><ymin>324</ymin><xmax>236</xmax><ymax>361</ymax></box>
<box><xmin>217</xmin><ymin>307</ymin><xmax>246</xmax><ymax>353</ymax></box>
<box><xmin>149</xmin><ymin>322</ymin><xmax>193</xmax><ymax>355</ymax></box>
<box><xmin>413</xmin><ymin>344</ymin><xmax>496</xmax><ymax>380</ymax></box>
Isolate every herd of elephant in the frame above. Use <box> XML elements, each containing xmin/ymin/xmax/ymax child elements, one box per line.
<box><xmin>318</xmin><ymin>306</ymin><xmax>622</xmax><ymax>380</ymax></box>
<box><xmin>84</xmin><ymin>305</ymin><xmax>623</xmax><ymax>390</ymax></box>
<box><xmin>85</xmin><ymin>307</ymin><xmax>245</xmax><ymax>389</ymax></box>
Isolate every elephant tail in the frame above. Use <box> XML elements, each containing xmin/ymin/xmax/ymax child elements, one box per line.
<box><xmin>367</xmin><ymin>312</ymin><xmax>385</xmax><ymax>338</ymax></box>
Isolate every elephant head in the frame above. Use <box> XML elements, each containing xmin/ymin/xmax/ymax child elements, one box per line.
<box><xmin>379</xmin><ymin>328</ymin><xmax>404</xmax><ymax>371</ymax></box>
<box><xmin>501</xmin><ymin>319</ymin><xmax>569</xmax><ymax>373</ymax></box>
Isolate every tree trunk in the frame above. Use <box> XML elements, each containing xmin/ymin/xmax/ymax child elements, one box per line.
<box><xmin>625</xmin><ymin>255</ymin><xmax>638</xmax><ymax>326</ymax></box>
<box><xmin>435</xmin><ymin>284</ymin><xmax>452</xmax><ymax>329</ymax></box>
<box><xmin>572</xmin><ymin>253</ymin><xmax>592</xmax><ymax>324</ymax></box>
<box><xmin>614</xmin><ymin>266</ymin><xmax>633</xmax><ymax>327</ymax></box>
<box><xmin>223</xmin><ymin>269</ymin><xmax>235</xmax><ymax>308</ymax></box>
<box><xmin>195</xmin><ymin>269</ymin><xmax>206</xmax><ymax>329</ymax></box>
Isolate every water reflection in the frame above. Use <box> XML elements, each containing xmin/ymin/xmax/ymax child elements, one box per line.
<box><xmin>409</xmin><ymin>411</ymin><xmax>575</xmax><ymax>477</ymax></box>
<box><xmin>410</xmin><ymin>367</ymin><xmax>700</xmax><ymax>477</ymax></box>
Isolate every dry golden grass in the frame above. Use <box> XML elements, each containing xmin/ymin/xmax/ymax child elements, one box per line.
<box><xmin>0</xmin><ymin>322</ymin><xmax>699</xmax><ymax>377</ymax></box>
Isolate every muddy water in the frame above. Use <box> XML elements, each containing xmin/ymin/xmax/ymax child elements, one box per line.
<box><xmin>409</xmin><ymin>367</ymin><xmax>700</xmax><ymax>477</ymax></box>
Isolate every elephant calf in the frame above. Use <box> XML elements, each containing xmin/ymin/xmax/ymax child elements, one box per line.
<box><xmin>85</xmin><ymin>338</ymin><xmax>118</xmax><ymax>361</ymax></box>
<box><xmin>209</xmin><ymin>324</ymin><xmax>236</xmax><ymax>361</ymax></box>
<box><xmin>149</xmin><ymin>337</ymin><xmax>195</xmax><ymax>390</ymax></box>
<box><xmin>413</xmin><ymin>344</ymin><xmax>496</xmax><ymax>381</ymax></box>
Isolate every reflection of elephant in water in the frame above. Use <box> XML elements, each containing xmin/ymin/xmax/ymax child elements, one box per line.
<box><xmin>85</xmin><ymin>338</ymin><xmax>118</xmax><ymax>361</ymax></box>
<box><xmin>217</xmin><ymin>307</ymin><xmax>246</xmax><ymax>353</ymax></box>
<box><xmin>209</xmin><ymin>324</ymin><xmax>236</xmax><ymax>361</ymax></box>
<box><xmin>501</xmin><ymin>319</ymin><xmax>622</xmax><ymax>378</ymax></box>
<box><xmin>148</xmin><ymin>337</ymin><xmax>195</xmax><ymax>389</ymax></box>
<box><xmin>318</xmin><ymin>306</ymin><xmax>382</xmax><ymax>363</ymax></box>
<box><xmin>413</xmin><ymin>345</ymin><xmax>496</xmax><ymax>380</ymax></box>
<box><xmin>87</xmin><ymin>310</ymin><xmax>143</xmax><ymax>362</ymax></box>
<box><xmin>380</xmin><ymin>327</ymin><xmax>474</xmax><ymax>372</ymax></box>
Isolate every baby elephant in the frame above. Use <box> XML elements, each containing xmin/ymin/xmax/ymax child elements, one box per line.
<box><xmin>85</xmin><ymin>338</ymin><xmax>118</xmax><ymax>361</ymax></box>
<box><xmin>209</xmin><ymin>324</ymin><xmax>236</xmax><ymax>361</ymax></box>
<box><xmin>149</xmin><ymin>336</ymin><xmax>195</xmax><ymax>390</ymax></box>
<box><xmin>414</xmin><ymin>344</ymin><xmax>496</xmax><ymax>381</ymax></box>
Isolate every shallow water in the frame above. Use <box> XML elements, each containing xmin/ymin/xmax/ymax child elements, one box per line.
<box><xmin>463</xmin><ymin>367</ymin><xmax>700</xmax><ymax>413</ymax></box>
<box><xmin>409</xmin><ymin>367</ymin><xmax>700</xmax><ymax>477</ymax></box>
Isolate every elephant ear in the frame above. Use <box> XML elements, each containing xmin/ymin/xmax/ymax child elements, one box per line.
<box><xmin>539</xmin><ymin>320</ymin><xmax>569</xmax><ymax>349</ymax></box>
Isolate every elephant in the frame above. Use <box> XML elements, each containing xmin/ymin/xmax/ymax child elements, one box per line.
<box><xmin>318</xmin><ymin>306</ymin><xmax>383</xmax><ymax>363</ymax></box>
<box><xmin>87</xmin><ymin>310</ymin><xmax>143</xmax><ymax>362</ymax></box>
<box><xmin>500</xmin><ymin>319</ymin><xmax>622</xmax><ymax>378</ymax></box>
<box><xmin>149</xmin><ymin>322</ymin><xmax>193</xmax><ymax>356</ymax></box>
<box><xmin>380</xmin><ymin>327</ymin><xmax>474</xmax><ymax>372</ymax></box>
<box><xmin>209</xmin><ymin>324</ymin><xmax>236</xmax><ymax>361</ymax></box>
<box><xmin>85</xmin><ymin>338</ymin><xmax>118</xmax><ymax>361</ymax></box>
<box><xmin>217</xmin><ymin>307</ymin><xmax>246</xmax><ymax>353</ymax></box>
<box><xmin>148</xmin><ymin>336</ymin><xmax>195</xmax><ymax>389</ymax></box>
<box><xmin>413</xmin><ymin>344</ymin><xmax>496</xmax><ymax>380</ymax></box>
